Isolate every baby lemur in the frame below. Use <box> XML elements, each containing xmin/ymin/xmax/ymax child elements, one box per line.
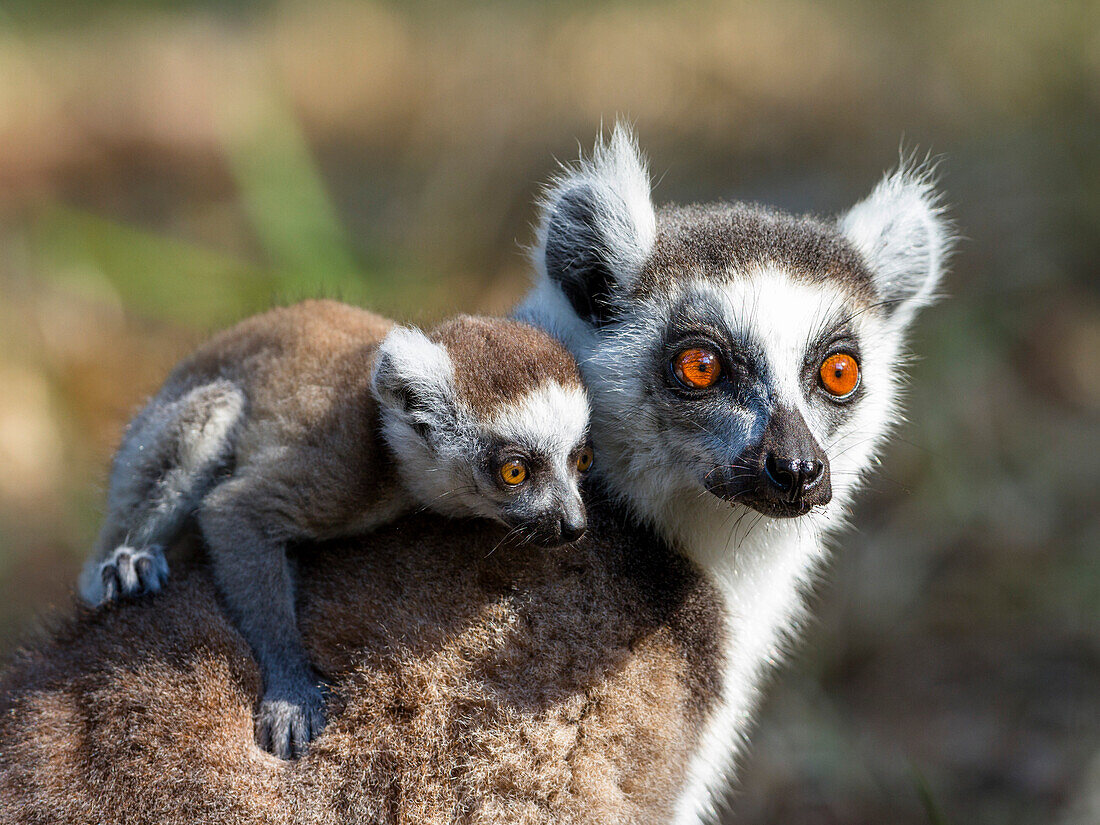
<box><xmin>78</xmin><ymin>299</ymin><xmax>594</xmax><ymax>759</ymax></box>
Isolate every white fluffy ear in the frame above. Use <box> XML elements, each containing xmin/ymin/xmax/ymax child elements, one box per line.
<box><xmin>371</xmin><ymin>326</ymin><xmax>455</xmax><ymax>421</ymax></box>
<box><xmin>840</xmin><ymin>161</ymin><xmax>953</xmax><ymax>329</ymax></box>
<box><xmin>533</xmin><ymin>122</ymin><xmax>656</xmax><ymax>326</ymax></box>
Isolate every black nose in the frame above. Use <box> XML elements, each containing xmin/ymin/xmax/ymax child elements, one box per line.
<box><xmin>764</xmin><ymin>453</ymin><xmax>825</xmax><ymax>500</ymax></box>
<box><xmin>560</xmin><ymin>518</ymin><xmax>586</xmax><ymax>543</ymax></box>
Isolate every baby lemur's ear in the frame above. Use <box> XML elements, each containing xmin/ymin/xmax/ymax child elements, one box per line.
<box><xmin>371</xmin><ymin>326</ymin><xmax>456</xmax><ymax>430</ymax></box>
<box><xmin>839</xmin><ymin>159</ymin><xmax>955</xmax><ymax>330</ymax></box>
<box><xmin>534</xmin><ymin>122</ymin><xmax>656</xmax><ymax>326</ymax></box>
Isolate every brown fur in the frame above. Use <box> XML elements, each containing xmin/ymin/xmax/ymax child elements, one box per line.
<box><xmin>166</xmin><ymin>299</ymin><xmax>402</xmax><ymax>532</ymax></box>
<box><xmin>431</xmin><ymin>315</ymin><xmax>583</xmax><ymax>419</ymax></box>
<box><xmin>0</xmin><ymin>500</ymin><xmax>724</xmax><ymax>824</ymax></box>
<box><xmin>151</xmin><ymin>301</ymin><xmax>586</xmax><ymax>537</ymax></box>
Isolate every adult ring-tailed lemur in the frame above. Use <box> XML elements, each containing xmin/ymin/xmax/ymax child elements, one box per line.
<box><xmin>0</xmin><ymin>125</ymin><xmax>951</xmax><ymax>825</ymax></box>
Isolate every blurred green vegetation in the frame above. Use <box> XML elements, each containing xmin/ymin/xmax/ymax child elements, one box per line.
<box><xmin>0</xmin><ymin>1</ymin><xmax>1097</xmax><ymax>824</ymax></box>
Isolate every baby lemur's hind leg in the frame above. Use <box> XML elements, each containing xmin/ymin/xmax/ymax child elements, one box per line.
<box><xmin>79</xmin><ymin>380</ymin><xmax>246</xmax><ymax>605</ymax></box>
<box><xmin>198</xmin><ymin>473</ymin><xmax>325</xmax><ymax>759</ymax></box>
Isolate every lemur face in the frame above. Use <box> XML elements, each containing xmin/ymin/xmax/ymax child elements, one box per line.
<box><xmin>582</xmin><ymin>259</ymin><xmax>897</xmax><ymax>520</ymax></box>
<box><xmin>520</xmin><ymin>125</ymin><xmax>951</xmax><ymax>526</ymax></box>
<box><xmin>467</xmin><ymin>383</ymin><xmax>593</xmax><ymax>546</ymax></box>
<box><xmin>372</xmin><ymin>317</ymin><xmax>592</xmax><ymax>547</ymax></box>
<box><xmin>622</xmin><ymin>274</ymin><xmax>863</xmax><ymax>517</ymax></box>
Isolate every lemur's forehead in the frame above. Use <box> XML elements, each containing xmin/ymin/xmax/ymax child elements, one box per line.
<box><xmin>483</xmin><ymin>381</ymin><xmax>590</xmax><ymax>458</ymax></box>
<box><xmin>664</xmin><ymin>271</ymin><xmax>863</xmax><ymax>347</ymax></box>
<box><xmin>632</xmin><ymin>202</ymin><xmax>878</xmax><ymax>307</ymax></box>
<box><xmin>431</xmin><ymin>315</ymin><xmax>584</xmax><ymax>419</ymax></box>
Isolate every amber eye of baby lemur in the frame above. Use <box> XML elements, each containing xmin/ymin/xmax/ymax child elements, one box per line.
<box><xmin>576</xmin><ymin>446</ymin><xmax>594</xmax><ymax>473</ymax></box>
<box><xmin>500</xmin><ymin>459</ymin><xmax>528</xmax><ymax>485</ymax></box>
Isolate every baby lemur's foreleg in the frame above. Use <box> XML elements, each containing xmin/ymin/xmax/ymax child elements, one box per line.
<box><xmin>198</xmin><ymin>472</ymin><xmax>325</xmax><ymax>759</ymax></box>
<box><xmin>79</xmin><ymin>380</ymin><xmax>246</xmax><ymax>605</ymax></box>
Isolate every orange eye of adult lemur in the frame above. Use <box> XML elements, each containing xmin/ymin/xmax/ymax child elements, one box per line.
<box><xmin>819</xmin><ymin>353</ymin><xmax>860</xmax><ymax>398</ymax></box>
<box><xmin>672</xmin><ymin>348</ymin><xmax>722</xmax><ymax>389</ymax></box>
<box><xmin>500</xmin><ymin>460</ymin><xmax>528</xmax><ymax>485</ymax></box>
<box><xmin>576</xmin><ymin>446</ymin><xmax>594</xmax><ymax>473</ymax></box>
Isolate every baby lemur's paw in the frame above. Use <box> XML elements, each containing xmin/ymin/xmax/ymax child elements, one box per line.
<box><xmin>99</xmin><ymin>545</ymin><xmax>169</xmax><ymax>603</ymax></box>
<box><xmin>255</xmin><ymin>682</ymin><xmax>326</xmax><ymax>760</ymax></box>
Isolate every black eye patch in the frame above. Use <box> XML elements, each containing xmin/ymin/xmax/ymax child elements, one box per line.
<box><xmin>664</xmin><ymin>292</ymin><xmax>731</xmax><ymax>342</ymax></box>
<box><xmin>659</xmin><ymin>294</ymin><xmax>769</xmax><ymax>386</ymax></box>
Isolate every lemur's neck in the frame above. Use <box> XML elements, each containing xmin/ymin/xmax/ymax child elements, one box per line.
<box><xmin>678</xmin><ymin>506</ymin><xmax>827</xmax><ymax>825</ymax></box>
<box><xmin>596</xmin><ymin>433</ymin><xmax>832</xmax><ymax>825</ymax></box>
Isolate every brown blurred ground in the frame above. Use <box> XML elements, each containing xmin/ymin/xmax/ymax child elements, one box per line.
<box><xmin>0</xmin><ymin>1</ymin><xmax>1098</xmax><ymax>823</ymax></box>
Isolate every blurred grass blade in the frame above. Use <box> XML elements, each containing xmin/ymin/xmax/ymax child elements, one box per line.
<box><xmin>220</xmin><ymin>90</ymin><xmax>363</xmax><ymax>295</ymax></box>
<box><xmin>912</xmin><ymin>767</ymin><xmax>952</xmax><ymax>825</ymax></box>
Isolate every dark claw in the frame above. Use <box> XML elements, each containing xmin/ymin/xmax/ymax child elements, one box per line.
<box><xmin>134</xmin><ymin>555</ymin><xmax>154</xmax><ymax>590</ymax></box>
<box><xmin>101</xmin><ymin>566</ymin><xmax>120</xmax><ymax>603</ymax></box>
<box><xmin>97</xmin><ymin>545</ymin><xmax>169</xmax><ymax>604</ymax></box>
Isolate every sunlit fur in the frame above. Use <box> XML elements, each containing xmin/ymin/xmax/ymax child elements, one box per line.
<box><xmin>518</xmin><ymin>124</ymin><xmax>952</xmax><ymax>824</ymax></box>
<box><xmin>841</xmin><ymin>160</ymin><xmax>951</xmax><ymax>330</ymax></box>
<box><xmin>371</xmin><ymin>326</ymin><xmax>469</xmax><ymax>513</ymax></box>
<box><xmin>479</xmin><ymin>382</ymin><xmax>591</xmax><ymax>525</ymax></box>
<box><xmin>531</xmin><ymin>125</ymin><xmax>656</xmax><ymax>325</ymax></box>
<box><xmin>536</xmin><ymin>125</ymin><xmax>656</xmax><ymax>280</ymax></box>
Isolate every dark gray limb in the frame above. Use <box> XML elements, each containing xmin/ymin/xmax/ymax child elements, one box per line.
<box><xmin>79</xmin><ymin>379</ymin><xmax>245</xmax><ymax>605</ymax></box>
<box><xmin>198</xmin><ymin>475</ymin><xmax>326</xmax><ymax>759</ymax></box>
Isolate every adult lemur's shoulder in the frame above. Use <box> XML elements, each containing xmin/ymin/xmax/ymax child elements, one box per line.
<box><xmin>0</xmin><ymin>127</ymin><xmax>951</xmax><ymax>824</ymax></box>
<box><xmin>1</xmin><ymin>502</ymin><xmax>724</xmax><ymax>824</ymax></box>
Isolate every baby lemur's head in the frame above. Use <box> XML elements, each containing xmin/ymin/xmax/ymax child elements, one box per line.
<box><xmin>372</xmin><ymin>316</ymin><xmax>592</xmax><ymax>547</ymax></box>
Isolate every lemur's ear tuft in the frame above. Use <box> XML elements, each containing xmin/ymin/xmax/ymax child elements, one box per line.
<box><xmin>533</xmin><ymin>122</ymin><xmax>656</xmax><ymax>326</ymax></box>
<box><xmin>371</xmin><ymin>326</ymin><xmax>455</xmax><ymax>426</ymax></box>
<box><xmin>839</xmin><ymin>157</ymin><xmax>955</xmax><ymax>329</ymax></box>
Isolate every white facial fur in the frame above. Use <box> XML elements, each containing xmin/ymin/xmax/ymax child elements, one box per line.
<box><xmin>372</xmin><ymin>326</ymin><xmax>590</xmax><ymax>531</ymax></box>
<box><xmin>477</xmin><ymin>380</ymin><xmax>589</xmax><ymax>509</ymax></box>
<box><xmin>518</xmin><ymin>124</ymin><xmax>952</xmax><ymax>824</ymax></box>
<box><xmin>467</xmin><ymin>382</ymin><xmax>591</xmax><ymax>527</ymax></box>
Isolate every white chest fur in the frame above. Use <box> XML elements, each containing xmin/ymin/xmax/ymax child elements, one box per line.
<box><xmin>657</xmin><ymin>495</ymin><xmax>834</xmax><ymax>825</ymax></box>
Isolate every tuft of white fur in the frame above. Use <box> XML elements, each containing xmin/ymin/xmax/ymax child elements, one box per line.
<box><xmin>484</xmin><ymin>382</ymin><xmax>590</xmax><ymax>464</ymax></box>
<box><xmin>371</xmin><ymin>325</ymin><xmax>471</xmax><ymax>513</ymax></box>
<box><xmin>514</xmin><ymin>276</ymin><xmax>602</xmax><ymax>366</ymax></box>
<box><xmin>371</xmin><ymin>325</ymin><xmax>456</xmax><ymax>416</ymax></box>
<box><xmin>529</xmin><ymin>122</ymin><xmax>656</xmax><ymax>293</ymax></box>
<box><xmin>840</xmin><ymin>158</ymin><xmax>954</xmax><ymax>328</ymax></box>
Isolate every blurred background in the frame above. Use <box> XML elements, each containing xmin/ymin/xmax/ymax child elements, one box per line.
<box><xmin>0</xmin><ymin>0</ymin><xmax>1097</xmax><ymax>822</ymax></box>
